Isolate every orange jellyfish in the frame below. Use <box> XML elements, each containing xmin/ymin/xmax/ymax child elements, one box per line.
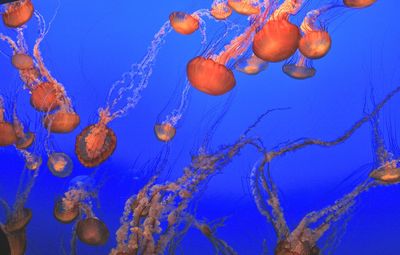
<box><xmin>12</xmin><ymin>106</ymin><xmax>35</xmax><ymax>150</ymax></box>
<box><xmin>211</xmin><ymin>1</ymin><xmax>233</xmax><ymax>20</ymax></box>
<box><xmin>235</xmin><ymin>54</ymin><xmax>268</xmax><ymax>75</ymax></box>
<box><xmin>43</xmin><ymin>110</ymin><xmax>80</xmax><ymax>134</ymax></box>
<box><xmin>0</xmin><ymin>97</ymin><xmax>17</xmax><ymax>147</ymax></box>
<box><xmin>53</xmin><ymin>198</ymin><xmax>80</xmax><ymax>224</ymax></box>
<box><xmin>29</xmin><ymin>81</ymin><xmax>61</xmax><ymax>112</ymax></box>
<box><xmin>23</xmin><ymin>152</ymin><xmax>42</xmax><ymax>171</ymax></box>
<box><xmin>370</xmin><ymin>160</ymin><xmax>400</xmax><ymax>184</ymax></box>
<box><xmin>154</xmin><ymin>122</ymin><xmax>176</xmax><ymax>142</ymax></box>
<box><xmin>76</xmin><ymin>217</ymin><xmax>110</xmax><ymax>246</ymax></box>
<box><xmin>282</xmin><ymin>52</ymin><xmax>316</xmax><ymax>79</ymax></box>
<box><xmin>169</xmin><ymin>11</ymin><xmax>200</xmax><ymax>35</ymax></box>
<box><xmin>253</xmin><ymin>0</ymin><xmax>304</xmax><ymax>62</ymax></box>
<box><xmin>47</xmin><ymin>152</ymin><xmax>73</xmax><ymax>178</ymax></box>
<box><xmin>2</xmin><ymin>0</ymin><xmax>34</xmax><ymax>28</ymax></box>
<box><xmin>299</xmin><ymin>6</ymin><xmax>334</xmax><ymax>60</ymax></box>
<box><xmin>11</xmin><ymin>53</ymin><xmax>34</xmax><ymax>70</ymax></box>
<box><xmin>228</xmin><ymin>0</ymin><xmax>261</xmax><ymax>16</ymax></box>
<box><xmin>187</xmin><ymin>3</ymin><xmax>270</xmax><ymax>95</ymax></box>
<box><xmin>343</xmin><ymin>0</ymin><xmax>377</xmax><ymax>8</ymax></box>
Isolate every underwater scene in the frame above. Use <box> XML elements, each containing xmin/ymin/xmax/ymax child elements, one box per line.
<box><xmin>0</xmin><ymin>0</ymin><xmax>399</xmax><ymax>254</ymax></box>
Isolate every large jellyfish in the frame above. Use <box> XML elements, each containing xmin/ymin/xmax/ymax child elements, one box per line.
<box><xmin>0</xmin><ymin>96</ymin><xmax>17</xmax><ymax>147</ymax></box>
<box><xmin>253</xmin><ymin>0</ymin><xmax>304</xmax><ymax>62</ymax></box>
<box><xmin>169</xmin><ymin>11</ymin><xmax>200</xmax><ymax>35</ymax></box>
<box><xmin>227</xmin><ymin>0</ymin><xmax>261</xmax><ymax>16</ymax></box>
<box><xmin>2</xmin><ymin>0</ymin><xmax>34</xmax><ymax>28</ymax></box>
<box><xmin>187</xmin><ymin>2</ymin><xmax>271</xmax><ymax>95</ymax></box>
<box><xmin>343</xmin><ymin>0</ymin><xmax>377</xmax><ymax>8</ymax></box>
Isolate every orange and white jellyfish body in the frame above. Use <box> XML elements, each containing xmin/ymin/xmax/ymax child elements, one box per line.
<box><xmin>253</xmin><ymin>0</ymin><xmax>304</xmax><ymax>62</ymax></box>
<box><xmin>370</xmin><ymin>160</ymin><xmax>400</xmax><ymax>184</ymax></box>
<box><xmin>169</xmin><ymin>11</ymin><xmax>200</xmax><ymax>35</ymax></box>
<box><xmin>0</xmin><ymin>97</ymin><xmax>17</xmax><ymax>147</ymax></box>
<box><xmin>75</xmin><ymin>109</ymin><xmax>117</xmax><ymax>168</ymax></box>
<box><xmin>53</xmin><ymin>198</ymin><xmax>80</xmax><ymax>224</ymax></box>
<box><xmin>47</xmin><ymin>152</ymin><xmax>73</xmax><ymax>178</ymax></box>
<box><xmin>235</xmin><ymin>54</ymin><xmax>268</xmax><ymax>75</ymax></box>
<box><xmin>282</xmin><ymin>52</ymin><xmax>316</xmax><ymax>79</ymax></box>
<box><xmin>228</xmin><ymin>0</ymin><xmax>261</xmax><ymax>16</ymax></box>
<box><xmin>12</xmin><ymin>108</ymin><xmax>35</xmax><ymax>150</ymax></box>
<box><xmin>187</xmin><ymin>5</ymin><xmax>270</xmax><ymax>95</ymax></box>
<box><xmin>211</xmin><ymin>0</ymin><xmax>233</xmax><ymax>20</ymax></box>
<box><xmin>2</xmin><ymin>0</ymin><xmax>34</xmax><ymax>28</ymax></box>
<box><xmin>21</xmin><ymin>150</ymin><xmax>42</xmax><ymax>171</ymax></box>
<box><xmin>343</xmin><ymin>0</ymin><xmax>377</xmax><ymax>8</ymax></box>
<box><xmin>299</xmin><ymin>7</ymin><xmax>334</xmax><ymax>60</ymax></box>
<box><xmin>76</xmin><ymin>217</ymin><xmax>110</xmax><ymax>246</ymax></box>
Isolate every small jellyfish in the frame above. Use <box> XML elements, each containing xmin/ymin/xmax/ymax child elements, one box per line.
<box><xmin>187</xmin><ymin>57</ymin><xmax>236</xmax><ymax>95</ymax></box>
<box><xmin>53</xmin><ymin>198</ymin><xmax>80</xmax><ymax>224</ymax></box>
<box><xmin>235</xmin><ymin>54</ymin><xmax>268</xmax><ymax>75</ymax></box>
<box><xmin>154</xmin><ymin>122</ymin><xmax>176</xmax><ymax>142</ymax></box>
<box><xmin>369</xmin><ymin>161</ymin><xmax>400</xmax><ymax>184</ymax></box>
<box><xmin>30</xmin><ymin>82</ymin><xmax>61</xmax><ymax>112</ymax></box>
<box><xmin>253</xmin><ymin>1</ymin><xmax>304</xmax><ymax>62</ymax></box>
<box><xmin>11</xmin><ymin>53</ymin><xmax>34</xmax><ymax>70</ymax></box>
<box><xmin>282</xmin><ymin>52</ymin><xmax>316</xmax><ymax>79</ymax></box>
<box><xmin>47</xmin><ymin>152</ymin><xmax>73</xmax><ymax>178</ymax></box>
<box><xmin>24</xmin><ymin>153</ymin><xmax>42</xmax><ymax>171</ymax></box>
<box><xmin>2</xmin><ymin>0</ymin><xmax>34</xmax><ymax>28</ymax></box>
<box><xmin>169</xmin><ymin>11</ymin><xmax>199</xmax><ymax>35</ymax></box>
<box><xmin>227</xmin><ymin>0</ymin><xmax>261</xmax><ymax>16</ymax></box>
<box><xmin>75</xmin><ymin>118</ymin><xmax>117</xmax><ymax>168</ymax></box>
<box><xmin>43</xmin><ymin>110</ymin><xmax>80</xmax><ymax>133</ymax></box>
<box><xmin>76</xmin><ymin>217</ymin><xmax>109</xmax><ymax>246</ymax></box>
<box><xmin>12</xmin><ymin>107</ymin><xmax>35</xmax><ymax>150</ymax></box>
<box><xmin>343</xmin><ymin>0</ymin><xmax>377</xmax><ymax>8</ymax></box>
<box><xmin>210</xmin><ymin>2</ymin><xmax>232</xmax><ymax>20</ymax></box>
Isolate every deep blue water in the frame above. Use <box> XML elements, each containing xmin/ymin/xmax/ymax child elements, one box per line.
<box><xmin>1</xmin><ymin>0</ymin><xmax>400</xmax><ymax>254</ymax></box>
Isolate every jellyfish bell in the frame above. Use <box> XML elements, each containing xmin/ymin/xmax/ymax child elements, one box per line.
<box><xmin>76</xmin><ymin>218</ymin><xmax>109</xmax><ymax>246</ymax></box>
<box><xmin>227</xmin><ymin>0</ymin><xmax>260</xmax><ymax>16</ymax></box>
<box><xmin>369</xmin><ymin>161</ymin><xmax>400</xmax><ymax>184</ymax></box>
<box><xmin>53</xmin><ymin>199</ymin><xmax>80</xmax><ymax>224</ymax></box>
<box><xmin>235</xmin><ymin>54</ymin><xmax>268</xmax><ymax>75</ymax></box>
<box><xmin>47</xmin><ymin>152</ymin><xmax>73</xmax><ymax>178</ymax></box>
<box><xmin>169</xmin><ymin>11</ymin><xmax>199</xmax><ymax>35</ymax></box>
<box><xmin>253</xmin><ymin>19</ymin><xmax>301</xmax><ymax>62</ymax></box>
<box><xmin>75</xmin><ymin>123</ymin><xmax>117</xmax><ymax>168</ymax></box>
<box><xmin>30</xmin><ymin>82</ymin><xmax>61</xmax><ymax>112</ymax></box>
<box><xmin>211</xmin><ymin>3</ymin><xmax>232</xmax><ymax>20</ymax></box>
<box><xmin>43</xmin><ymin>110</ymin><xmax>80</xmax><ymax>133</ymax></box>
<box><xmin>154</xmin><ymin>123</ymin><xmax>176</xmax><ymax>142</ymax></box>
<box><xmin>11</xmin><ymin>53</ymin><xmax>34</xmax><ymax>70</ymax></box>
<box><xmin>15</xmin><ymin>131</ymin><xmax>35</xmax><ymax>150</ymax></box>
<box><xmin>4</xmin><ymin>208</ymin><xmax>32</xmax><ymax>233</ymax></box>
<box><xmin>343</xmin><ymin>0</ymin><xmax>377</xmax><ymax>8</ymax></box>
<box><xmin>25</xmin><ymin>154</ymin><xmax>42</xmax><ymax>171</ymax></box>
<box><xmin>275</xmin><ymin>240</ymin><xmax>319</xmax><ymax>255</ymax></box>
<box><xmin>0</xmin><ymin>122</ymin><xmax>17</xmax><ymax>146</ymax></box>
<box><xmin>2</xmin><ymin>0</ymin><xmax>34</xmax><ymax>28</ymax></box>
<box><xmin>299</xmin><ymin>31</ymin><xmax>332</xmax><ymax>59</ymax></box>
<box><xmin>187</xmin><ymin>57</ymin><xmax>236</xmax><ymax>96</ymax></box>
<box><xmin>283</xmin><ymin>63</ymin><xmax>316</xmax><ymax>80</ymax></box>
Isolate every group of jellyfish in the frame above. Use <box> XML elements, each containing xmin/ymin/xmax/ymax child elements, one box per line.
<box><xmin>0</xmin><ymin>0</ymin><xmax>395</xmax><ymax>254</ymax></box>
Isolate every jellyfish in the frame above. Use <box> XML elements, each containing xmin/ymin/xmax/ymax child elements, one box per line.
<box><xmin>187</xmin><ymin>2</ymin><xmax>271</xmax><ymax>95</ymax></box>
<box><xmin>22</xmin><ymin>151</ymin><xmax>42</xmax><ymax>171</ymax></box>
<box><xmin>282</xmin><ymin>52</ymin><xmax>316</xmax><ymax>79</ymax></box>
<box><xmin>169</xmin><ymin>11</ymin><xmax>200</xmax><ymax>35</ymax></box>
<box><xmin>210</xmin><ymin>0</ymin><xmax>232</xmax><ymax>20</ymax></box>
<box><xmin>47</xmin><ymin>152</ymin><xmax>73</xmax><ymax>178</ymax></box>
<box><xmin>235</xmin><ymin>53</ymin><xmax>268</xmax><ymax>75</ymax></box>
<box><xmin>76</xmin><ymin>217</ymin><xmax>110</xmax><ymax>246</ymax></box>
<box><xmin>11</xmin><ymin>52</ymin><xmax>34</xmax><ymax>70</ymax></box>
<box><xmin>227</xmin><ymin>0</ymin><xmax>261</xmax><ymax>16</ymax></box>
<box><xmin>298</xmin><ymin>6</ymin><xmax>337</xmax><ymax>60</ymax></box>
<box><xmin>343</xmin><ymin>0</ymin><xmax>377</xmax><ymax>8</ymax></box>
<box><xmin>253</xmin><ymin>0</ymin><xmax>304</xmax><ymax>62</ymax></box>
<box><xmin>0</xmin><ymin>96</ymin><xmax>17</xmax><ymax>147</ymax></box>
<box><xmin>2</xmin><ymin>0</ymin><xmax>34</xmax><ymax>28</ymax></box>
<box><xmin>154</xmin><ymin>122</ymin><xmax>177</xmax><ymax>142</ymax></box>
<box><xmin>12</xmin><ymin>104</ymin><xmax>35</xmax><ymax>150</ymax></box>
